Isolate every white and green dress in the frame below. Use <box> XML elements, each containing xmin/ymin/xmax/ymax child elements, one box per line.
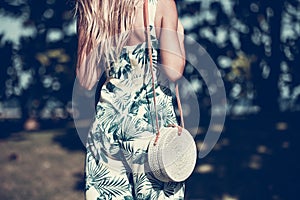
<box><xmin>85</xmin><ymin>1</ymin><xmax>185</xmax><ymax>199</ymax></box>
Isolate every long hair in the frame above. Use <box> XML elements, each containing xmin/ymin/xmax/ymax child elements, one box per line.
<box><xmin>75</xmin><ymin>0</ymin><xmax>142</xmax><ymax>88</ymax></box>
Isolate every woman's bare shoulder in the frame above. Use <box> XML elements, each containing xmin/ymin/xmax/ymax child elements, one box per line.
<box><xmin>157</xmin><ymin>0</ymin><xmax>178</xmax><ymax>28</ymax></box>
<box><xmin>157</xmin><ymin>0</ymin><xmax>178</xmax><ymax>16</ymax></box>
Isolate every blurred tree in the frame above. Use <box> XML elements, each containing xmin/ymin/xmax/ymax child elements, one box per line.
<box><xmin>0</xmin><ymin>35</ymin><xmax>14</xmax><ymax>100</ymax></box>
<box><xmin>235</xmin><ymin>0</ymin><xmax>283</xmax><ymax>116</ymax></box>
<box><xmin>1</xmin><ymin>0</ymin><xmax>300</xmax><ymax>123</ymax></box>
<box><xmin>0</xmin><ymin>0</ymin><xmax>77</xmax><ymax>124</ymax></box>
<box><xmin>178</xmin><ymin>0</ymin><xmax>300</xmax><ymax>116</ymax></box>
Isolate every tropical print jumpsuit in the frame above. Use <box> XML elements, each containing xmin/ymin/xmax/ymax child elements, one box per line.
<box><xmin>85</xmin><ymin>0</ymin><xmax>185</xmax><ymax>199</ymax></box>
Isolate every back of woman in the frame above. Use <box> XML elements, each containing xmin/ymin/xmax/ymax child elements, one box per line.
<box><xmin>76</xmin><ymin>0</ymin><xmax>186</xmax><ymax>199</ymax></box>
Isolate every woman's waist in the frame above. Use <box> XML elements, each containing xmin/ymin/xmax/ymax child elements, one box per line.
<box><xmin>99</xmin><ymin>78</ymin><xmax>173</xmax><ymax>103</ymax></box>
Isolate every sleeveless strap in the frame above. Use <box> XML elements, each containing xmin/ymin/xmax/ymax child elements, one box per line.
<box><xmin>145</xmin><ymin>0</ymin><xmax>157</xmax><ymax>40</ymax></box>
<box><xmin>144</xmin><ymin>0</ymin><xmax>185</xmax><ymax>146</ymax></box>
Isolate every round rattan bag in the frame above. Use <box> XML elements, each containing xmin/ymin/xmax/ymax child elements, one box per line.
<box><xmin>143</xmin><ymin>0</ymin><xmax>197</xmax><ymax>183</ymax></box>
<box><xmin>147</xmin><ymin>126</ymin><xmax>197</xmax><ymax>182</ymax></box>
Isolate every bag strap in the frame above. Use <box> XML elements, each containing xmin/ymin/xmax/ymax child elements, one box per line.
<box><xmin>144</xmin><ymin>0</ymin><xmax>185</xmax><ymax>146</ymax></box>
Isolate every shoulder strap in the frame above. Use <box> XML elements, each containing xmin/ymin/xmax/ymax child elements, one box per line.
<box><xmin>144</xmin><ymin>0</ymin><xmax>185</xmax><ymax>146</ymax></box>
<box><xmin>147</xmin><ymin>0</ymin><xmax>157</xmax><ymax>27</ymax></box>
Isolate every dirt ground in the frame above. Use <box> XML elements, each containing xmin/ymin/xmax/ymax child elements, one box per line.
<box><xmin>0</xmin><ymin>129</ymin><xmax>85</xmax><ymax>200</ymax></box>
<box><xmin>0</xmin><ymin>116</ymin><xmax>298</xmax><ymax>200</ymax></box>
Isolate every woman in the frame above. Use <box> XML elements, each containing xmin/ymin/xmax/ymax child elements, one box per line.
<box><xmin>76</xmin><ymin>0</ymin><xmax>186</xmax><ymax>199</ymax></box>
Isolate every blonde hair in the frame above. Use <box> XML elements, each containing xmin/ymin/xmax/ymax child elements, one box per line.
<box><xmin>75</xmin><ymin>0</ymin><xmax>142</xmax><ymax>86</ymax></box>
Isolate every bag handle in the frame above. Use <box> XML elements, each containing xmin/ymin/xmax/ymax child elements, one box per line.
<box><xmin>143</xmin><ymin>0</ymin><xmax>185</xmax><ymax>146</ymax></box>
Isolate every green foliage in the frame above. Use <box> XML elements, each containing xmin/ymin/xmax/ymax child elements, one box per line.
<box><xmin>1</xmin><ymin>0</ymin><xmax>300</xmax><ymax>121</ymax></box>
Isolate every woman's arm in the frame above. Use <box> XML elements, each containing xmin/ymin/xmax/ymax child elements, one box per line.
<box><xmin>177</xmin><ymin>19</ymin><xmax>186</xmax><ymax>66</ymax></box>
<box><xmin>158</xmin><ymin>0</ymin><xmax>185</xmax><ymax>82</ymax></box>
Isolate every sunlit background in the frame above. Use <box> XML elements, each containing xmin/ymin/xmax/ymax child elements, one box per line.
<box><xmin>1</xmin><ymin>0</ymin><xmax>299</xmax><ymax>199</ymax></box>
